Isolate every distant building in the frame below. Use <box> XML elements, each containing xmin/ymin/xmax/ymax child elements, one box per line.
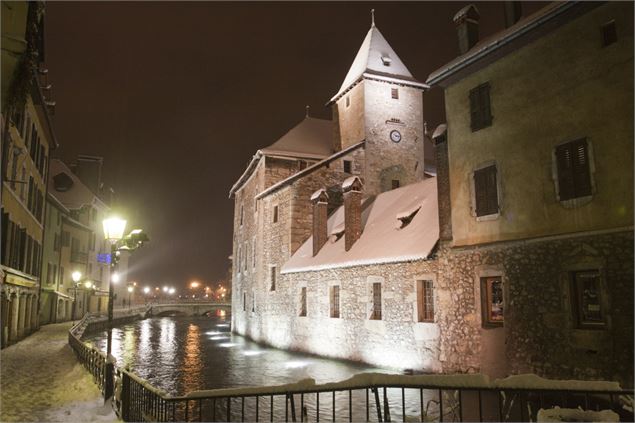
<box><xmin>1</xmin><ymin>1</ymin><xmax>57</xmax><ymax>348</ymax></box>
<box><xmin>427</xmin><ymin>1</ymin><xmax>633</xmax><ymax>384</ymax></box>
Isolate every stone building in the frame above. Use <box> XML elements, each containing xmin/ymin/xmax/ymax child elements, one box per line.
<box><xmin>1</xmin><ymin>1</ymin><xmax>56</xmax><ymax>348</ymax></box>
<box><xmin>427</xmin><ymin>2</ymin><xmax>633</xmax><ymax>385</ymax></box>
<box><xmin>230</xmin><ymin>2</ymin><xmax>633</xmax><ymax>387</ymax></box>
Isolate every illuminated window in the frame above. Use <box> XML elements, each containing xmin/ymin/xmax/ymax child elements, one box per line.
<box><xmin>417</xmin><ymin>280</ymin><xmax>434</xmax><ymax>322</ymax></box>
<box><xmin>601</xmin><ymin>21</ymin><xmax>617</xmax><ymax>47</ymax></box>
<box><xmin>469</xmin><ymin>82</ymin><xmax>492</xmax><ymax>131</ymax></box>
<box><xmin>370</xmin><ymin>282</ymin><xmax>382</xmax><ymax>320</ymax></box>
<box><xmin>571</xmin><ymin>270</ymin><xmax>605</xmax><ymax>328</ymax></box>
<box><xmin>555</xmin><ymin>139</ymin><xmax>592</xmax><ymax>201</ymax></box>
<box><xmin>330</xmin><ymin>285</ymin><xmax>340</xmax><ymax>318</ymax></box>
<box><xmin>481</xmin><ymin>277</ymin><xmax>503</xmax><ymax>326</ymax></box>
<box><xmin>273</xmin><ymin>205</ymin><xmax>278</xmax><ymax>223</ymax></box>
<box><xmin>299</xmin><ymin>287</ymin><xmax>307</xmax><ymax>317</ymax></box>
<box><xmin>391</xmin><ymin>88</ymin><xmax>399</xmax><ymax>99</ymax></box>
<box><xmin>270</xmin><ymin>266</ymin><xmax>276</xmax><ymax>291</ymax></box>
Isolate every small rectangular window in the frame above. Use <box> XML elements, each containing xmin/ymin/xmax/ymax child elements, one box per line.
<box><xmin>481</xmin><ymin>277</ymin><xmax>504</xmax><ymax>326</ymax></box>
<box><xmin>345</xmin><ymin>96</ymin><xmax>350</xmax><ymax>108</ymax></box>
<box><xmin>273</xmin><ymin>205</ymin><xmax>278</xmax><ymax>223</ymax></box>
<box><xmin>62</xmin><ymin>231</ymin><xmax>70</xmax><ymax>247</ymax></box>
<box><xmin>270</xmin><ymin>266</ymin><xmax>276</xmax><ymax>291</ymax></box>
<box><xmin>556</xmin><ymin>139</ymin><xmax>592</xmax><ymax>201</ymax></box>
<box><xmin>571</xmin><ymin>270</ymin><xmax>605</xmax><ymax>328</ymax></box>
<box><xmin>391</xmin><ymin>179</ymin><xmax>400</xmax><ymax>190</ymax></box>
<box><xmin>299</xmin><ymin>160</ymin><xmax>308</xmax><ymax>170</ymax></box>
<box><xmin>417</xmin><ymin>280</ymin><xmax>434</xmax><ymax>322</ymax></box>
<box><xmin>243</xmin><ymin>292</ymin><xmax>246</xmax><ymax>311</ymax></box>
<box><xmin>391</xmin><ymin>88</ymin><xmax>399</xmax><ymax>99</ymax></box>
<box><xmin>343</xmin><ymin>160</ymin><xmax>352</xmax><ymax>174</ymax></box>
<box><xmin>240</xmin><ymin>204</ymin><xmax>244</xmax><ymax>226</ymax></box>
<box><xmin>252</xmin><ymin>238</ymin><xmax>256</xmax><ymax>268</ymax></box>
<box><xmin>474</xmin><ymin>165</ymin><xmax>498</xmax><ymax>217</ymax></box>
<box><xmin>299</xmin><ymin>287</ymin><xmax>307</xmax><ymax>317</ymax></box>
<box><xmin>469</xmin><ymin>82</ymin><xmax>492</xmax><ymax>131</ymax></box>
<box><xmin>601</xmin><ymin>21</ymin><xmax>617</xmax><ymax>47</ymax></box>
<box><xmin>330</xmin><ymin>285</ymin><xmax>340</xmax><ymax>318</ymax></box>
<box><xmin>370</xmin><ymin>282</ymin><xmax>382</xmax><ymax>320</ymax></box>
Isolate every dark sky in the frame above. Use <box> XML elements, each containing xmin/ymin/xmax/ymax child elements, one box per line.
<box><xmin>45</xmin><ymin>1</ymin><xmax>541</xmax><ymax>289</ymax></box>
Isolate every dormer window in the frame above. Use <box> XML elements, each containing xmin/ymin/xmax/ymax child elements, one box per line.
<box><xmin>381</xmin><ymin>56</ymin><xmax>392</xmax><ymax>66</ymax></box>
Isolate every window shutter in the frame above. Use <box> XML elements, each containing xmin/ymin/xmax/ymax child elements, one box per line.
<box><xmin>481</xmin><ymin>84</ymin><xmax>492</xmax><ymax>127</ymax></box>
<box><xmin>556</xmin><ymin>143</ymin><xmax>575</xmax><ymax>200</ymax></box>
<box><xmin>475</xmin><ymin>165</ymin><xmax>498</xmax><ymax>216</ymax></box>
<box><xmin>486</xmin><ymin>166</ymin><xmax>498</xmax><ymax>214</ymax></box>
<box><xmin>469</xmin><ymin>88</ymin><xmax>479</xmax><ymax>131</ymax></box>
<box><xmin>572</xmin><ymin>139</ymin><xmax>592</xmax><ymax>197</ymax></box>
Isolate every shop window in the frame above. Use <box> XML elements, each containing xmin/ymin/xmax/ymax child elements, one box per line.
<box><xmin>571</xmin><ymin>270</ymin><xmax>605</xmax><ymax>328</ymax></box>
<box><xmin>481</xmin><ymin>276</ymin><xmax>504</xmax><ymax>326</ymax></box>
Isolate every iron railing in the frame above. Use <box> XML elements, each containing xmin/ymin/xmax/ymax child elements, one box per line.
<box><xmin>115</xmin><ymin>369</ymin><xmax>634</xmax><ymax>422</ymax></box>
<box><xmin>68</xmin><ymin>315</ymin><xmax>634</xmax><ymax>422</ymax></box>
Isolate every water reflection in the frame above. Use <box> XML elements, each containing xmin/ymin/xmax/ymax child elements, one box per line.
<box><xmin>84</xmin><ymin>315</ymin><xmax>386</xmax><ymax>396</ymax></box>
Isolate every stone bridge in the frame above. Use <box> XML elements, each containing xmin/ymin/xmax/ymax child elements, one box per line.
<box><xmin>146</xmin><ymin>302</ymin><xmax>231</xmax><ymax>317</ymax></box>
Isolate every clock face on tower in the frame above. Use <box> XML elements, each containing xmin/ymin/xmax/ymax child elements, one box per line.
<box><xmin>390</xmin><ymin>130</ymin><xmax>402</xmax><ymax>143</ymax></box>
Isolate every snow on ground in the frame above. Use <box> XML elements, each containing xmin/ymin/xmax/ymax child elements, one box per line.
<box><xmin>0</xmin><ymin>322</ymin><xmax>118</xmax><ymax>422</ymax></box>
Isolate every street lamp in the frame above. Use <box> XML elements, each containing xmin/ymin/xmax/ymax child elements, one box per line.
<box><xmin>102</xmin><ymin>215</ymin><xmax>148</xmax><ymax>402</ymax></box>
<box><xmin>127</xmin><ymin>285</ymin><xmax>134</xmax><ymax>308</ymax></box>
<box><xmin>71</xmin><ymin>271</ymin><xmax>82</xmax><ymax>321</ymax></box>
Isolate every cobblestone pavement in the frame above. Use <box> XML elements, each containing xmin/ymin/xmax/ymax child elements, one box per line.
<box><xmin>0</xmin><ymin>321</ymin><xmax>117</xmax><ymax>422</ymax></box>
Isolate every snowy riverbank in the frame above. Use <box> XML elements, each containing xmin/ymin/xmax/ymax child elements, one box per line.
<box><xmin>0</xmin><ymin>321</ymin><xmax>118</xmax><ymax>422</ymax></box>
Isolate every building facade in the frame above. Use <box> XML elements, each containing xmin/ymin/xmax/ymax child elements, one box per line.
<box><xmin>230</xmin><ymin>2</ymin><xmax>633</xmax><ymax>388</ymax></box>
<box><xmin>1</xmin><ymin>1</ymin><xmax>56</xmax><ymax>348</ymax></box>
<box><xmin>426</xmin><ymin>1</ymin><xmax>633</xmax><ymax>385</ymax></box>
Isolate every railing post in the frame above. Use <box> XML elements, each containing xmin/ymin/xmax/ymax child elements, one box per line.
<box><xmin>121</xmin><ymin>370</ymin><xmax>130</xmax><ymax>422</ymax></box>
<box><xmin>104</xmin><ymin>356</ymin><xmax>115</xmax><ymax>403</ymax></box>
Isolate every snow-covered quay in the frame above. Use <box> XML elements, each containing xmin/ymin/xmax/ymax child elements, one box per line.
<box><xmin>0</xmin><ymin>322</ymin><xmax>117</xmax><ymax>422</ymax></box>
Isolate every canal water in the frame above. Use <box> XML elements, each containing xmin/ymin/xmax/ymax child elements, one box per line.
<box><xmin>84</xmin><ymin>313</ymin><xmax>388</xmax><ymax>396</ymax></box>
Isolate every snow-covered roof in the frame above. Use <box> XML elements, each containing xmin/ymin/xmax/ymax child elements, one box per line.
<box><xmin>48</xmin><ymin>159</ymin><xmax>102</xmax><ymax>210</ymax></box>
<box><xmin>260</xmin><ymin>117</ymin><xmax>333</xmax><ymax>159</ymax></box>
<box><xmin>282</xmin><ymin>178</ymin><xmax>439</xmax><ymax>273</ymax></box>
<box><xmin>426</xmin><ymin>1</ymin><xmax>580</xmax><ymax>86</ymax></box>
<box><xmin>229</xmin><ymin>117</ymin><xmax>333</xmax><ymax>197</ymax></box>
<box><xmin>329</xmin><ymin>24</ymin><xmax>427</xmax><ymax>104</ymax></box>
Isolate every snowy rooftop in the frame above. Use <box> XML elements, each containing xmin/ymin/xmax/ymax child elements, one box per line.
<box><xmin>329</xmin><ymin>24</ymin><xmax>426</xmax><ymax>104</ymax></box>
<box><xmin>48</xmin><ymin>159</ymin><xmax>99</xmax><ymax>210</ymax></box>
<box><xmin>260</xmin><ymin>117</ymin><xmax>333</xmax><ymax>159</ymax></box>
<box><xmin>282</xmin><ymin>178</ymin><xmax>439</xmax><ymax>273</ymax></box>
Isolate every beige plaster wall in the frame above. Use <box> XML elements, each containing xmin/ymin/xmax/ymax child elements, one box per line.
<box><xmin>444</xmin><ymin>2</ymin><xmax>634</xmax><ymax>246</ymax></box>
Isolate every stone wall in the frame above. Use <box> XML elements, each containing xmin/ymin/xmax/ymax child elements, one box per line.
<box><xmin>440</xmin><ymin>229</ymin><xmax>634</xmax><ymax>387</ymax></box>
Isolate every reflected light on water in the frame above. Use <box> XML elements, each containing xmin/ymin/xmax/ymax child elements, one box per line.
<box><xmin>210</xmin><ymin>335</ymin><xmax>230</xmax><ymax>340</ymax></box>
<box><xmin>243</xmin><ymin>350</ymin><xmax>265</xmax><ymax>357</ymax></box>
<box><xmin>285</xmin><ymin>360</ymin><xmax>310</xmax><ymax>369</ymax></box>
<box><xmin>219</xmin><ymin>342</ymin><xmax>238</xmax><ymax>348</ymax></box>
<box><xmin>205</xmin><ymin>331</ymin><xmax>224</xmax><ymax>336</ymax></box>
<box><xmin>216</xmin><ymin>323</ymin><xmax>230</xmax><ymax>328</ymax></box>
<box><xmin>182</xmin><ymin>323</ymin><xmax>203</xmax><ymax>393</ymax></box>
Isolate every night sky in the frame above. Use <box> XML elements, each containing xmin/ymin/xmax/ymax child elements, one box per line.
<box><xmin>45</xmin><ymin>1</ymin><xmax>541</xmax><ymax>289</ymax></box>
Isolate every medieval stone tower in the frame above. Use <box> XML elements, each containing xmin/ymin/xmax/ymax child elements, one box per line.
<box><xmin>328</xmin><ymin>17</ymin><xmax>428</xmax><ymax>196</ymax></box>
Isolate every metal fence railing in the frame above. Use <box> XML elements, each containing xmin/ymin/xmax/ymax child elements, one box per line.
<box><xmin>68</xmin><ymin>316</ymin><xmax>634</xmax><ymax>422</ymax></box>
<box><xmin>116</xmin><ymin>369</ymin><xmax>634</xmax><ymax>422</ymax></box>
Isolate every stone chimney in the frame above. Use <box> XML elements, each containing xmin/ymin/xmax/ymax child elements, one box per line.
<box><xmin>342</xmin><ymin>176</ymin><xmax>363</xmax><ymax>252</ymax></box>
<box><xmin>310</xmin><ymin>188</ymin><xmax>329</xmax><ymax>256</ymax></box>
<box><xmin>504</xmin><ymin>1</ymin><xmax>522</xmax><ymax>28</ymax></box>
<box><xmin>432</xmin><ymin>124</ymin><xmax>453</xmax><ymax>242</ymax></box>
<box><xmin>453</xmin><ymin>4</ymin><xmax>480</xmax><ymax>55</ymax></box>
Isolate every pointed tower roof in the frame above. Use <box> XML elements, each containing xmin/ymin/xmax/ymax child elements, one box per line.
<box><xmin>329</xmin><ymin>23</ymin><xmax>428</xmax><ymax>104</ymax></box>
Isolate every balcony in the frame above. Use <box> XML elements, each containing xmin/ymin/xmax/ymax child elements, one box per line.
<box><xmin>70</xmin><ymin>251</ymin><xmax>88</xmax><ymax>264</ymax></box>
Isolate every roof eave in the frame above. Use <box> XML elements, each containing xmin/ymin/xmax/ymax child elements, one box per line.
<box><xmin>229</xmin><ymin>151</ymin><xmax>263</xmax><ymax>198</ymax></box>
<box><xmin>327</xmin><ymin>73</ymin><xmax>428</xmax><ymax>106</ymax></box>
<box><xmin>426</xmin><ymin>1</ymin><xmax>583</xmax><ymax>86</ymax></box>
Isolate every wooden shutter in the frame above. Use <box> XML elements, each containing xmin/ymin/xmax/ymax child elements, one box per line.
<box><xmin>480</xmin><ymin>84</ymin><xmax>492</xmax><ymax>127</ymax></box>
<box><xmin>470</xmin><ymin>83</ymin><xmax>492</xmax><ymax>131</ymax></box>
<box><xmin>572</xmin><ymin>139</ymin><xmax>592</xmax><ymax>197</ymax></box>
<box><xmin>475</xmin><ymin>165</ymin><xmax>498</xmax><ymax>216</ymax></box>
<box><xmin>556</xmin><ymin>139</ymin><xmax>591</xmax><ymax>200</ymax></box>
<box><xmin>469</xmin><ymin>88</ymin><xmax>480</xmax><ymax>131</ymax></box>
